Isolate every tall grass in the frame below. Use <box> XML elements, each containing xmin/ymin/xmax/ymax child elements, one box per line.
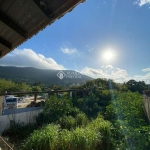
<box><xmin>69</xmin><ymin>127</ymin><xmax>99</xmax><ymax>150</ymax></box>
<box><xmin>75</xmin><ymin>112</ymin><xmax>88</xmax><ymax>127</ymax></box>
<box><xmin>22</xmin><ymin>124</ymin><xmax>59</xmax><ymax>150</ymax></box>
<box><xmin>57</xmin><ymin>127</ymin><xmax>99</xmax><ymax>150</ymax></box>
<box><xmin>87</xmin><ymin>116</ymin><xmax>114</xmax><ymax>149</ymax></box>
<box><xmin>21</xmin><ymin>116</ymin><xmax>113</xmax><ymax>150</ymax></box>
<box><xmin>58</xmin><ymin>115</ymin><xmax>76</xmax><ymax>130</ymax></box>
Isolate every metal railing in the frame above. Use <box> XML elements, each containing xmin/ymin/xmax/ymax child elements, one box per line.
<box><xmin>0</xmin><ymin>136</ymin><xmax>13</xmax><ymax>150</ymax></box>
<box><xmin>0</xmin><ymin>89</ymin><xmax>90</xmax><ymax>96</ymax></box>
<box><xmin>0</xmin><ymin>89</ymin><xmax>90</xmax><ymax>102</ymax></box>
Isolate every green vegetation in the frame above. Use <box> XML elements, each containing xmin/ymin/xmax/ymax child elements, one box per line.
<box><xmin>105</xmin><ymin>91</ymin><xmax>150</xmax><ymax>149</ymax></box>
<box><xmin>22</xmin><ymin>116</ymin><xmax>112</xmax><ymax>150</ymax></box>
<box><xmin>2</xmin><ymin>77</ymin><xmax>150</xmax><ymax>150</ymax></box>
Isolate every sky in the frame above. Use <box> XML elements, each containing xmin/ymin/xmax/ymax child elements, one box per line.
<box><xmin>0</xmin><ymin>0</ymin><xmax>150</xmax><ymax>83</ymax></box>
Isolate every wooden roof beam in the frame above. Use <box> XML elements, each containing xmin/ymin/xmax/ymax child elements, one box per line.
<box><xmin>0</xmin><ymin>51</ymin><xmax>2</xmax><ymax>58</ymax></box>
<box><xmin>49</xmin><ymin>0</ymin><xmax>85</xmax><ymax>21</ymax></box>
<box><xmin>0</xmin><ymin>11</ymin><xmax>27</xmax><ymax>38</ymax></box>
<box><xmin>0</xmin><ymin>36</ymin><xmax>12</xmax><ymax>49</ymax></box>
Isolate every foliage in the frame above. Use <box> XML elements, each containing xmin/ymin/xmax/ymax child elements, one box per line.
<box><xmin>105</xmin><ymin>91</ymin><xmax>150</xmax><ymax>149</ymax></box>
<box><xmin>22</xmin><ymin>124</ymin><xmax>59</xmax><ymax>150</ymax></box>
<box><xmin>73</xmin><ymin>89</ymin><xmax>112</xmax><ymax>117</ymax></box>
<box><xmin>44</xmin><ymin>95</ymin><xmax>73</xmax><ymax>122</ymax></box>
<box><xmin>125</xmin><ymin>79</ymin><xmax>148</xmax><ymax>94</ymax></box>
<box><xmin>32</xmin><ymin>86</ymin><xmax>41</xmax><ymax>91</ymax></box>
<box><xmin>87</xmin><ymin>115</ymin><xmax>114</xmax><ymax>150</ymax></box>
<box><xmin>2</xmin><ymin>77</ymin><xmax>150</xmax><ymax>150</ymax></box>
<box><xmin>0</xmin><ymin>79</ymin><xmax>31</xmax><ymax>93</ymax></box>
<box><xmin>2</xmin><ymin>122</ymin><xmax>37</xmax><ymax>145</ymax></box>
<box><xmin>21</xmin><ymin>116</ymin><xmax>113</xmax><ymax>150</ymax></box>
<box><xmin>82</xmin><ymin>78</ymin><xmax>119</xmax><ymax>90</ymax></box>
<box><xmin>73</xmin><ymin>92</ymin><xmax>101</xmax><ymax>117</ymax></box>
<box><xmin>57</xmin><ymin>112</ymin><xmax>89</xmax><ymax>130</ymax></box>
<box><xmin>75</xmin><ymin>112</ymin><xmax>88</xmax><ymax>127</ymax></box>
<box><xmin>58</xmin><ymin>115</ymin><xmax>76</xmax><ymax>130</ymax></box>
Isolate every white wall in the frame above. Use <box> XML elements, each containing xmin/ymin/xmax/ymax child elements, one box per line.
<box><xmin>0</xmin><ymin>109</ymin><xmax>43</xmax><ymax>134</ymax></box>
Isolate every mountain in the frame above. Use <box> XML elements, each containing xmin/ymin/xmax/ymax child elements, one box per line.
<box><xmin>0</xmin><ymin>66</ymin><xmax>93</xmax><ymax>86</ymax></box>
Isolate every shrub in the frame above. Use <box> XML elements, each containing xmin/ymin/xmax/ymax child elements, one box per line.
<box><xmin>44</xmin><ymin>95</ymin><xmax>73</xmax><ymax>122</ymax></box>
<box><xmin>58</xmin><ymin>115</ymin><xmax>76</xmax><ymax>130</ymax></box>
<box><xmin>22</xmin><ymin>116</ymin><xmax>113</xmax><ymax>150</ymax></box>
<box><xmin>22</xmin><ymin>124</ymin><xmax>59</xmax><ymax>150</ymax></box>
<box><xmin>76</xmin><ymin>112</ymin><xmax>88</xmax><ymax>127</ymax></box>
<box><xmin>105</xmin><ymin>91</ymin><xmax>150</xmax><ymax>149</ymax></box>
<box><xmin>2</xmin><ymin>122</ymin><xmax>37</xmax><ymax>146</ymax></box>
<box><xmin>35</xmin><ymin>112</ymin><xmax>50</xmax><ymax>127</ymax></box>
<box><xmin>69</xmin><ymin>127</ymin><xmax>99</xmax><ymax>150</ymax></box>
<box><xmin>68</xmin><ymin>107</ymin><xmax>81</xmax><ymax>117</ymax></box>
<box><xmin>87</xmin><ymin>116</ymin><xmax>114</xmax><ymax>150</ymax></box>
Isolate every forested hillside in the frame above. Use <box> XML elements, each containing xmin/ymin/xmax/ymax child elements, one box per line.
<box><xmin>0</xmin><ymin>66</ymin><xmax>92</xmax><ymax>86</ymax></box>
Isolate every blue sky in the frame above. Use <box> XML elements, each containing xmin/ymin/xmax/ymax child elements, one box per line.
<box><xmin>0</xmin><ymin>0</ymin><xmax>150</xmax><ymax>83</ymax></box>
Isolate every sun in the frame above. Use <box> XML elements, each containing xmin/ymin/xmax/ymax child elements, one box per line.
<box><xmin>102</xmin><ymin>49</ymin><xmax>115</xmax><ymax>61</ymax></box>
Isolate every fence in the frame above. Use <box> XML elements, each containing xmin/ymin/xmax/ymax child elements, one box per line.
<box><xmin>143</xmin><ymin>93</ymin><xmax>150</xmax><ymax>123</ymax></box>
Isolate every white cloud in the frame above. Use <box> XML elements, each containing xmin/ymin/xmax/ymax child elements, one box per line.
<box><xmin>106</xmin><ymin>65</ymin><xmax>113</xmax><ymax>69</ymax></box>
<box><xmin>81</xmin><ymin>67</ymin><xmax>104</xmax><ymax>77</ymax></box>
<box><xmin>81</xmin><ymin>66</ymin><xmax>150</xmax><ymax>83</ymax></box>
<box><xmin>0</xmin><ymin>49</ymin><xmax>65</xmax><ymax>70</ymax></box>
<box><xmin>135</xmin><ymin>0</ymin><xmax>150</xmax><ymax>6</ymax></box>
<box><xmin>81</xmin><ymin>66</ymin><xmax>129</xmax><ymax>83</ymax></box>
<box><xmin>61</xmin><ymin>47</ymin><xmax>77</xmax><ymax>54</ymax></box>
<box><xmin>142</xmin><ymin>68</ymin><xmax>150</xmax><ymax>72</ymax></box>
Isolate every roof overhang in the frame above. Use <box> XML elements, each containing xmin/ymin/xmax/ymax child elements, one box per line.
<box><xmin>0</xmin><ymin>0</ymin><xmax>85</xmax><ymax>58</ymax></box>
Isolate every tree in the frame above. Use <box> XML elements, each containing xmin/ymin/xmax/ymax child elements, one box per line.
<box><xmin>126</xmin><ymin>79</ymin><xmax>147</xmax><ymax>93</ymax></box>
<box><xmin>44</xmin><ymin>95</ymin><xmax>73</xmax><ymax>122</ymax></box>
<box><xmin>32</xmin><ymin>86</ymin><xmax>41</xmax><ymax>92</ymax></box>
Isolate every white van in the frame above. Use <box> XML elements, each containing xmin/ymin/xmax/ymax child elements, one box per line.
<box><xmin>3</xmin><ymin>96</ymin><xmax>19</xmax><ymax>109</ymax></box>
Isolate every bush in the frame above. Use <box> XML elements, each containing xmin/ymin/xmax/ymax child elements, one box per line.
<box><xmin>58</xmin><ymin>127</ymin><xmax>99</xmax><ymax>150</ymax></box>
<box><xmin>87</xmin><ymin>116</ymin><xmax>114</xmax><ymax>150</ymax></box>
<box><xmin>73</xmin><ymin>93</ymin><xmax>101</xmax><ymax>117</ymax></box>
<box><xmin>76</xmin><ymin>112</ymin><xmax>88</xmax><ymax>127</ymax></box>
<box><xmin>22</xmin><ymin>124</ymin><xmax>59</xmax><ymax>150</ymax></box>
<box><xmin>44</xmin><ymin>95</ymin><xmax>73</xmax><ymax>122</ymax></box>
<box><xmin>58</xmin><ymin>115</ymin><xmax>76</xmax><ymax>130</ymax></box>
<box><xmin>105</xmin><ymin>91</ymin><xmax>150</xmax><ymax>149</ymax></box>
<box><xmin>2</xmin><ymin>122</ymin><xmax>37</xmax><ymax>145</ymax></box>
<box><xmin>21</xmin><ymin>116</ymin><xmax>113</xmax><ymax>150</ymax></box>
<box><xmin>68</xmin><ymin>107</ymin><xmax>81</xmax><ymax>117</ymax></box>
<box><xmin>35</xmin><ymin>112</ymin><xmax>51</xmax><ymax>127</ymax></box>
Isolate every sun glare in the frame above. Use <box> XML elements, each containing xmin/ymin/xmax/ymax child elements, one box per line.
<box><xmin>102</xmin><ymin>49</ymin><xmax>116</xmax><ymax>61</ymax></box>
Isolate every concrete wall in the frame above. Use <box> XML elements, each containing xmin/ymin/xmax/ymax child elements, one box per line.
<box><xmin>143</xmin><ymin>95</ymin><xmax>150</xmax><ymax>123</ymax></box>
<box><xmin>0</xmin><ymin>108</ymin><xmax>43</xmax><ymax>134</ymax></box>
